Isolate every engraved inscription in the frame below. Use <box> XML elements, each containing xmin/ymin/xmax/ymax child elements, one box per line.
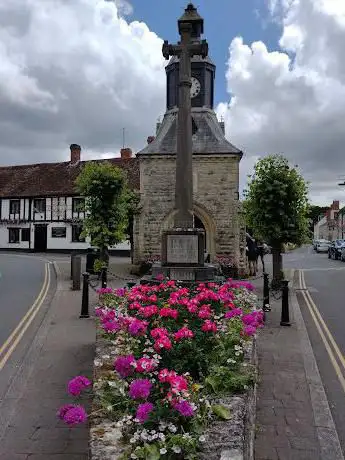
<box><xmin>167</xmin><ymin>235</ymin><xmax>198</xmax><ymax>264</ymax></box>
<box><xmin>170</xmin><ymin>269</ymin><xmax>195</xmax><ymax>281</ymax></box>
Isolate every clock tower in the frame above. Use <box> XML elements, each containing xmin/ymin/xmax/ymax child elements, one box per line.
<box><xmin>134</xmin><ymin>4</ymin><xmax>246</xmax><ymax>276</ymax></box>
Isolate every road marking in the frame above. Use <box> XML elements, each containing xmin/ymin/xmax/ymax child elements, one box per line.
<box><xmin>299</xmin><ymin>270</ymin><xmax>345</xmax><ymax>393</ymax></box>
<box><xmin>0</xmin><ymin>263</ymin><xmax>51</xmax><ymax>371</ymax></box>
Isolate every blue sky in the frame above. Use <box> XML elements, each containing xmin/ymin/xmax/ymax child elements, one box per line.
<box><xmin>127</xmin><ymin>0</ymin><xmax>281</xmax><ymax>105</ymax></box>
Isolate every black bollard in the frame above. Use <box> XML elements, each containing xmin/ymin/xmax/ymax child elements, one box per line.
<box><xmin>263</xmin><ymin>273</ymin><xmax>271</xmax><ymax>312</ymax></box>
<box><xmin>280</xmin><ymin>280</ymin><xmax>291</xmax><ymax>326</ymax></box>
<box><xmin>72</xmin><ymin>255</ymin><xmax>81</xmax><ymax>291</ymax></box>
<box><xmin>80</xmin><ymin>272</ymin><xmax>90</xmax><ymax>318</ymax></box>
<box><xmin>101</xmin><ymin>268</ymin><xmax>107</xmax><ymax>288</ymax></box>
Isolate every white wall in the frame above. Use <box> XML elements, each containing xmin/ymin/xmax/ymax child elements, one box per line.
<box><xmin>0</xmin><ymin>224</ymin><xmax>30</xmax><ymax>250</ymax></box>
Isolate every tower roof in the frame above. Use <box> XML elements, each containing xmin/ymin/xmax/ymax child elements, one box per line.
<box><xmin>137</xmin><ymin>109</ymin><xmax>242</xmax><ymax>157</ymax></box>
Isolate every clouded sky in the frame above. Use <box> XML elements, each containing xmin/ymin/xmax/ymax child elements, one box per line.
<box><xmin>0</xmin><ymin>0</ymin><xmax>344</xmax><ymax>205</ymax></box>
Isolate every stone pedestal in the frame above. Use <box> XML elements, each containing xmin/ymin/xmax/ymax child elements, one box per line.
<box><xmin>153</xmin><ymin>228</ymin><xmax>216</xmax><ymax>282</ymax></box>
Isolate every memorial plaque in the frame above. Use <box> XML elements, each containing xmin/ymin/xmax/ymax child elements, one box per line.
<box><xmin>167</xmin><ymin>234</ymin><xmax>199</xmax><ymax>264</ymax></box>
<box><xmin>170</xmin><ymin>268</ymin><xmax>195</xmax><ymax>281</ymax></box>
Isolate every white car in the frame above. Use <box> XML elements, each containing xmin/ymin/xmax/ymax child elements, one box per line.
<box><xmin>316</xmin><ymin>239</ymin><xmax>331</xmax><ymax>253</ymax></box>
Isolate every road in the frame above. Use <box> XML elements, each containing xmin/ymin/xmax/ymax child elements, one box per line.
<box><xmin>0</xmin><ymin>254</ymin><xmax>54</xmax><ymax>397</ymax></box>
<box><xmin>281</xmin><ymin>246</ymin><xmax>345</xmax><ymax>454</ymax></box>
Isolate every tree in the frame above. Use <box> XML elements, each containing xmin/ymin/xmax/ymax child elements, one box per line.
<box><xmin>308</xmin><ymin>205</ymin><xmax>328</xmax><ymax>235</ymax></box>
<box><xmin>244</xmin><ymin>155</ymin><xmax>309</xmax><ymax>282</ymax></box>
<box><xmin>76</xmin><ymin>161</ymin><xmax>130</xmax><ymax>265</ymax></box>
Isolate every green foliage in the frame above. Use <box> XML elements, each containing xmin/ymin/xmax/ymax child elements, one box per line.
<box><xmin>75</xmin><ymin>161</ymin><xmax>130</xmax><ymax>250</ymax></box>
<box><xmin>244</xmin><ymin>155</ymin><xmax>310</xmax><ymax>246</ymax></box>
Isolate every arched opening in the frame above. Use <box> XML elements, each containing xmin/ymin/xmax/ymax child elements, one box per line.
<box><xmin>193</xmin><ymin>214</ymin><xmax>207</xmax><ymax>252</ymax></box>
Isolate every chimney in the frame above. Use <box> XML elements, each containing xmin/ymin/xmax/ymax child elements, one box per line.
<box><xmin>147</xmin><ymin>136</ymin><xmax>155</xmax><ymax>144</ymax></box>
<box><xmin>70</xmin><ymin>144</ymin><xmax>81</xmax><ymax>163</ymax></box>
<box><xmin>120</xmin><ymin>148</ymin><xmax>132</xmax><ymax>159</ymax></box>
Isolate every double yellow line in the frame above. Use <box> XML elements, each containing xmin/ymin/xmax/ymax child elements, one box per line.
<box><xmin>0</xmin><ymin>262</ymin><xmax>51</xmax><ymax>371</ymax></box>
<box><xmin>299</xmin><ymin>269</ymin><xmax>345</xmax><ymax>392</ymax></box>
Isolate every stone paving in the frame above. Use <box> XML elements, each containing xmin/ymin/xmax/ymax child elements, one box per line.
<box><xmin>251</xmin><ymin>274</ymin><xmax>322</xmax><ymax>460</ymax></box>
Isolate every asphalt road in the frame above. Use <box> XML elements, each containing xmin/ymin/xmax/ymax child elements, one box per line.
<box><xmin>282</xmin><ymin>246</ymin><xmax>345</xmax><ymax>454</ymax></box>
<box><xmin>0</xmin><ymin>254</ymin><xmax>56</xmax><ymax>402</ymax></box>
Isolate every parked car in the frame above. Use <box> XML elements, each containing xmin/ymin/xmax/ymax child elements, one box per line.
<box><xmin>313</xmin><ymin>239</ymin><xmax>320</xmax><ymax>250</ymax></box>
<box><xmin>328</xmin><ymin>239</ymin><xmax>345</xmax><ymax>259</ymax></box>
<box><xmin>315</xmin><ymin>239</ymin><xmax>331</xmax><ymax>253</ymax></box>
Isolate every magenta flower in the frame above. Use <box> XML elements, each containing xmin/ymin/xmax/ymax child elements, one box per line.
<box><xmin>243</xmin><ymin>325</ymin><xmax>257</xmax><ymax>336</ymax></box>
<box><xmin>174</xmin><ymin>327</ymin><xmax>194</xmax><ymax>342</ymax></box>
<box><xmin>128</xmin><ymin>318</ymin><xmax>148</xmax><ymax>336</ymax></box>
<box><xmin>136</xmin><ymin>357</ymin><xmax>156</xmax><ymax>373</ymax></box>
<box><xmin>102</xmin><ymin>320</ymin><xmax>121</xmax><ymax>333</ymax></box>
<box><xmin>201</xmin><ymin>320</ymin><xmax>218</xmax><ymax>333</ymax></box>
<box><xmin>57</xmin><ymin>404</ymin><xmax>88</xmax><ymax>425</ymax></box>
<box><xmin>67</xmin><ymin>376</ymin><xmax>91</xmax><ymax>396</ymax></box>
<box><xmin>115</xmin><ymin>287</ymin><xmax>127</xmax><ymax>297</ymax></box>
<box><xmin>136</xmin><ymin>402</ymin><xmax>154</xmax><ymax>423</ymax></box>
<box><xmin>173</xmin><ymin>400</ymin><xmax>194</xmax><ymax>417</ymax></box>
<box><xmin>129</xmin><ymin>379</ymin><xmax>152</xmax><ymax>400</ymax></box>
<box><xmin>114</xmin><ymin>355</ymin><xmax>136</xmax><ymax>378</ymax></box>
<box><xmin>225</xmin><ymin>308</ymin><xmax>242</xmax><ymax>319</ymax></box>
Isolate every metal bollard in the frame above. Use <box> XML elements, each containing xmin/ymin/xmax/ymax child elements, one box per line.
<box><xmin>263</xmin><ymin>273</ymin><xmax>271</xmax><ymax>312</ymax></box>
<box><xmin>101</xmin><ymin>268</ymin><xmax>107</xmax><ymax>288</ymax></box>
<box><xmin>80</xmin><ymin>272</ymin><xmax>90</xmax><ymax>318</ymax></box>
<box><xmin>70</xmin><ymin>252</ymin><xmax>77</xmax><ymax>280</ymax></box>
<box><xmin>280</xmin><ymin>280</ymin><xmax>291</xmax><ymax>326</ymax></box>
<box><xmin>72</xmin><ymin>255</ymin><xmax>81</xmax><ymax>291</ymax></box>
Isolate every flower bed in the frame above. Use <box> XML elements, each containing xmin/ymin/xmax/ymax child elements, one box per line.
<box><xmin>58</xmin><ymin>279</ymin><xmax>262</xmax><ymax>459</ymax></box>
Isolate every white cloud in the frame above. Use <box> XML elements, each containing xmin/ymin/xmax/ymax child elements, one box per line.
<box><xmin>0</xmin><ymin>0</ymin><xmax>165</xmax><ymax>164</ymax></box>
<box><xmin>218</xmin><ymin>0</ymin><xmax>345</xmax><ymax>205</ymax></box>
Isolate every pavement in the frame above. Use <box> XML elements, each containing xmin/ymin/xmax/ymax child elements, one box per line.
<box><xmin>252</xmin><ymin>252</ymin><xmax>344</xmax><ymax>460</ymax></box>
<box><xmin>0</xmin><ymin>256</ymin><xmax>127</xmax><ymax>460</ymax></box>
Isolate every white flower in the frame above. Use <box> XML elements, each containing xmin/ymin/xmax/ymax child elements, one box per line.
<box><xmin>160</xmin><ymin>448</ymin><xmax>167</xmax><ymax>454</ymax></box>
<box><xmin>168</xmin><ymin>424</ymin><xmax>177</xmax><ymax>433</ymax></box>
<box><xmin>130</xmin><ymin>437</ymin><xmax>137</xmax><ymax>444</ymax></box>
<box><xmin>199</xmin><ymin>435</ymin><xmax>206</xmax><ymax>442</ymax></box>
<box><xmin>131</xmin><ymin>455</ymin><xmax>138</xmax><ymax>459</ymax></box>
<box><xmin>158</xmin><ymin>433</ymin><xmax>166</xmax><ymax>441</ymax></box>
<box><xmin>106</xmin><ymin>405</ymin><xmax>113</xmax><ymax>412</ymax></box>
<box><xmin>172</xmin><ymin>446</ymin><xmax>182</xmax><ymax>453</ymax></box>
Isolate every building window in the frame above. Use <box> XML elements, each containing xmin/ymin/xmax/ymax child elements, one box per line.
<box><xmin>8</xmin><ymin>228</ymin><xmax>20</xmax><ymax>243</ymax></box>
<box><xmin>51</xmin><ymin>227</ymin><xmax>67</xmax><ymax>238</ymax></box>
<box><xmin>9</xmin><ymin>200</ymin><xmax>20</xmax><ymax>215</ymax></box>
<box><xmin>72</xmin><ymin>225</ymin><xmax>85</xmax><ymax>242</ymax></box>
<box><xmin>33</xmin><ymin>199</ymin><xmax>46</xmax><ymax>214</ymax></box>
<box><xmin>21</xmin><ymin>228</ymin><xmax>30</xmax><ymax>242</ymax></box>
<box><xmin>72</xmin><ymin>198</ymin><xmax>85</xmax><ymax>213</ymax></box>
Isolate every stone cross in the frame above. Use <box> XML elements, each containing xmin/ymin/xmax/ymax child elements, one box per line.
<box><xmin>162</xmin><ymin>11</ymin><xmax>208</xmax><ymax>228</ymax></box>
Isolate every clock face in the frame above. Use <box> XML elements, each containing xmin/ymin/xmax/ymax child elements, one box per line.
<box><xmin>190</xmin><ymin>77</ymin><xmax>201</xmax><ymax>98</ymax></box>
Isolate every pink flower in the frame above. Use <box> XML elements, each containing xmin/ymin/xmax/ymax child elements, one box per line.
<box><xmin>128</xmin><ymin>318</ymin><xmax>148</xmax><ymax>336</ymax></box>
<box><xmin>169</xmin><ymin>375</ymin><xmax>188</xmax><ymax>393</ymax></box>
<box><xmin>129</xmin><ymin>379</ymin><xmax>152</xmax><ymax>400</ymax></box>
<box><xmin>151</xmin><ymin>327</ymin><xmax>169</xmax><ymax>339</ymax></box>
<box><xmin>136</xmin><ymin>357</ymin><xmax>156</xmax><ymax>373</ymax></box>
<box><xmin>139</xmin><ymin>305</ymin><xmax>158</xmax><ymax>318</ymax></box>
<box><xmin>201</xmin><ymin>320</ymin><xmax>218</xmax><ymax>333</ymax></box>
<box><xmin>158</xmin><ymin>368</ymin><xmax>175</xmax><ymax>383</ymax></box>
<box><xmin>187</xmin><ymin>303</ymin><xmax>198</xmax><ymax>314</ymax></box>
<box><xmin>57</xmin><ymin>404</ymin><xmax>88</xmax><ymax>425</ymax></box>
<box><xmin>173</xmin><ymin>400</ymin><xmax>194</xmax><ymax>417</ymax></box>
<box><xmin>198</xmin><ymin>305</ymin><xmax>212</xmax><ymax>319</ymax></box>
<box><xmin>136</xmin><ymin>402</ymin><xmax>154</xmax><ymax>423</ymax></box>
<box><xmin>114</xmin><ymin>355</ymin><xmax>136</xmax><ymax>378</ymax></box>
<box><xmin>159</xmin><ymin>308</ymin><xmax>179</xmax><ymax>320</ymax></box>
<box><xmin>154</xmin><ymin>336</ymin><xmax>172</xmax><ymax>352</ymax></box>
<box><xmin>114</xmin><ymin>287</ymin><xmax>127</xmax><ymax>296</ymax></box>
<box><xmin>67</xmin><ymin>376</ymin><xmax>91</xmax><ymax>396</ymax></box>
<box><xmin>174</xmin><ymin>327</ymin><xmax>194</xmax><ymax>342</ymax></box>
<box><xmin>155</xmin><ymin>274</ymin><xmax>164</xmax><ymax>281</ymax></box>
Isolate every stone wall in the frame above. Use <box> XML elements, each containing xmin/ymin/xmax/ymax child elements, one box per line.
<box><xmin>133</xmin><ymin>154</ymin><xmax>242</xmax><ymax>265</ymax></box>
